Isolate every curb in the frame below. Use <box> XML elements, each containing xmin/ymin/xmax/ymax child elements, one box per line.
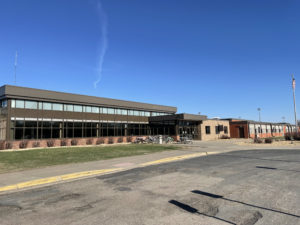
<box><xmin>0</xmin><ymin>151</ymin><xmax>222</xmax><ymax>194</ymax></box>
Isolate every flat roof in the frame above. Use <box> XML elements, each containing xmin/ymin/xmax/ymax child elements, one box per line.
<box><xmin>223</xmin><ymin>118</ymin><xmax>292</xmax><ymax>125</ymax></box>
<box><xmin>149</xmin><ymin>113</ymin><xmax>207</xmax><ymax>122</ymax></box>
<box><xmin>0</xmin><ymin>85</ymin><xmax>177</xmax><ymax>113</ymax></box>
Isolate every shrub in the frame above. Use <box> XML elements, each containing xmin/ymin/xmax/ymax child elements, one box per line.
<box><xmin>71</xmin><ymin>139</ymin><xmax>78</xmax><ymax>146</ymax></box>
<box><xmin>5</xmin><ymin>142</ymin><xmax>13</xmax><ymax>149</ymax></box>
<box><xmin>265</xmin><ymin>138</ymin><xmax>273</xmax><ymax>144</ymax></box>
<box><xmin>96</xmin><ymin>138</ymin><xmax>105</xmax><ymax>145</ymax></box>
<box><xmin>254</xmin><ymin>138</ymin><xmax>263</xmax><ymax>144</ymax></box>
<box><xmin>293</xmin><ymin>133</ymin><xmax>300</xmax><ymax>141</ymax></box>
<box><xmin>0</xmin><ymin>141</ymin><xmax>5</xmax><ymax>150</ymax></box>
<box><xmin>19</xmin><ymin>140</ymin><xmax>28</xmax><ymax>149</ymax></box>
<box><xmin>117</xmin><ymin>137</ymin><xmax>123</xmax><ymax>143</ymax></box>
<box><xmin>0</xmin><ymin>141</ymin><xmax>13</xmax><ymax>150</ymax></box>
<box><xmin>220</xmin><ymin>135</ymin><xmax>230</xmax><ymax>139</ymax></box>
<box><xmin>32</xmin><ymin>141</ymin><xmax>40</xmax><ymax>148</ymax></box>
<box><xmin>127</xmin><ymin>136</ymin><xmax>133</xmax><ymax>143</ymax></box>
<box><xmin>47</xmin><ymin>140</ymin><xmax>55</xmax><ymax>147</ymax></box>
<box><xmin>61</xmin><ymin>139</ymin><xmax>67</xmax><ymax>146</ymax></box>
<box><xmin>86</xmin><ymin>139</ymin><xmax>93</xmax><ymax>145</ymax></box>
<box><xmin>108</xmin><ymin>137</ymin><xmax>114</xmax><ymax>144</ymax></box>
<box><xmin>285</xmin><ymin>133</ymin><xmax>293</xmax><ymax>141</ymax></box>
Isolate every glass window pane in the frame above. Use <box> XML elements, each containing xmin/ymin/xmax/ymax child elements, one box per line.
<box><xmin>116</xmin><ymin>109</ymin><xmax>121</xmax><ymax>115</ymax></box>
<box><xmin>140</xmin><ymin>111</ymin><xmax>145</xmax><ymax>116</ymax></box>
<box><xmin>145</xmin><ymin>112</ymin><xmax>150</xmax><ymax>117</ymax></box>
<box><xmin>85</xmin><ymin>106</ymin><xmax>92</xmax><ymax>113</ymax></box>
<box><xmin>1</xmin><ymin>100</ymin><xmax>7</xmax><ymax>108</ymax></box>
<box><xmin>38</xmin><ymin>102</ymin><xmax>43</xmax><ymax>110</ymax></box>
<box><xmin>102</xmin><ymin>108</ymin><xmax>107</xmax><ymax>114</ymax></box>
<box><xmin>64</xmin><ymin>104</ymin><xmax>73</xmax><ymax>112</ymax></box>
<box><xmin>52</xmin><ymin>103</ymin><xmax>63</xmax><ymax>111</ymax></box>
<box><xmin>11</xmin><ymin>99</ymin><xmax>16</xmax><ymax>108</ymax></box>
<box><xmin>108</xmin><ymin>108</ymin><xmax>114</xmax><ymax>114</ymax></box>
<box><xmin>128</xmin><ymin>110</ymin><xmax>134</xmax><ymax>116</ymax></box>
<box><xmin>122</xmin><ymin>109</ymin><xmax>127</xmax><ymax>115</ymax></box>
<box><xmin>43</xmin><ymin>102</ymin><xmax>52</xmax><ymax>110</ymax></box>
<box><xmin>92</xmin><ymin>107</ymin><xmax>99</xmax><ymax>113</ymax></box>
<box><xmin>133</xmin><ymin>110</ymin><xmax>139</xmax><ymax>116</ymax></box>
<box><xmin>74</xmin><ymin>105</ymin><xmax>83</xmax><ymax>112</ymax></box>
<box><xmin>16</xmin><ymin>100</ymin><xmax>24</xmax><ymax>108</ymax></box>
<box><xmin>25</xmin><ymin>101</ymin><xmax>38</xmax><ymax>109</ymax></box>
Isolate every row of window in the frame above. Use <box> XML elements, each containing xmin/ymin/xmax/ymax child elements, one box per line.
<box><xmin>11</xmin><ymin>99</ymin><xmax>170</xmax><ymax>117</ymax></box>
<box><xmin>10</xmin><ymin>120</ymin><xmax>175</xmax><ymax>139</ymax></box>
<box><xmin>205</xmin><ymin>125</ymin><xmax>228</xmax><ymax>135</ymax></box>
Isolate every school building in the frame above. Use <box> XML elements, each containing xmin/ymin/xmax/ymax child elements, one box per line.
<box><xmin>0</xmin><ymin>85</ymin><xmax>231</xmax><ymax>146</ymax></box>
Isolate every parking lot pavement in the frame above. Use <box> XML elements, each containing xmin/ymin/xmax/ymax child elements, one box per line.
<box><xmin>0</xmin><ymin>149</ymin><xmax>299</xmax><ymax>225</ymax></box>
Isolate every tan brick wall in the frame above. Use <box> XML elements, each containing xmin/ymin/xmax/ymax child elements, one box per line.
<box><xmin>199</xmin><ymin>120</ymin><xmax>230</xmax><ymax>141</ymax></box>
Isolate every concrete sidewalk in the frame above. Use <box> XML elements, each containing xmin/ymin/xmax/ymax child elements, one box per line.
<box><xmin>0</xmin><ymin>140</ymin><xmax>298</xmax><ymax>191</ymax></box>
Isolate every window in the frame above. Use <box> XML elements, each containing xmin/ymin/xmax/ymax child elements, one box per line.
<box><xmin>16</xmin><ymin>100</ymin><xmax>25</xmax><ymax>108</ymax></box>
<box><xmin>107</xmin><ymin>108</ymin><xmax>114</xmax><ymax>114</ymax></box>
<box><xmin>25</xmin><ymin>101</ymin><xmax>38</xmax><ymax>109</ymax></box>
<box><xmin>152</xmin><ymin>112</ymin><xmax>157</xmax><ymax>117</ymax></box>
<box><xmin>102</xmin><ymin>107</ymin><xmax>108</xmax><ymax>114</ymax></box>
<box><xmin>11</xmin><ymin>99</ymin><xmax>16</xmax><ymax>108</ymax></box>
<box><xmin>128</xmin><ymin>110</ymin><xmax>134</xmax><ymax>116</ymax></box>
<box><xmin>205</xmin><ymin>126</ymin><xmax>211</xmax><ymax>134</ymax></box>
<box><xmin>74</xmin><ymin>105</ymin><xmax>83</xmax><ymax>112</ymax></box>
<box><xmin>92</xmin><ymin>107</ymin><xmax>99</xmax><ymax>113</ymax></box>
<box><xmin>121</xmin><ymin>109</ymin><xmax>127</xmax><ymax>115</ymax></box>
<box><xmin>64</xmin><ymin>104</ymin><xmax>73</xmax><ymax>112</ymax></box>
<box><xmin>84</xmin><ymin>106</ymin><xmax>92</xmax><ymax>113</ymax></box>
<box><xmin>115</xmin><ymin>109</ymin><xmax>121</xmax><ymax>115</ymax></box>
<box><xmin>133</xmin><ymin>110</ymin><xmax>139</xmax><ymax>116</ymax></box>
<box><xmin>38</xmin><ymin>102</ymin><xmax>43</xmax><ymax>110</ymax></box>
<box><xmin>52</xmin><ymin>103</ymin><xmax>63</xmax><ymax>111</ymax></box>
<box><xmin>145</xmin><ymin>112</ymin><xmax>150</xmax><ymax>117</ymax></box>
<box><xmin>224</xmin><ymin>126</ymin><xmax>228</xmax><ymax>134</ymax></box>
<box><xmin>215</xmin><ymin>126</ymin><xmax>220</xmax><ymax>134</ymax></box>
<box><xmin>43</xmin><ymin>102</ymin><xmax>52</xmax><ymax>110</ymax></box>
<box><xmin>1</xmin><ymin>100</ymin><xmax>8</xmax><ymax>108</ymax></box>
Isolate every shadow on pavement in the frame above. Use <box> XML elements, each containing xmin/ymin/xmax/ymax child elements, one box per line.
<box><xmin>221</xmin><ymin>154</ymin><xmax>300</xmax><ymax>163</ymax></box>
<box><xmin>191</xmin><ymin>190</ymin><xmax>300</xmax><ymax>219</ymax></box>
<box><xmin>256</xmin><ymin>166</ymin><xmax>300</xmax><ymax>173</ymax></box>
<box><xmin>168</xmin><ymin>200</ymin><xmax>236</xmax><ymax>225</ymax></box>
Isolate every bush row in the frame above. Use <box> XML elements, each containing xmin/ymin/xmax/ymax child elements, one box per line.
<box><xmin>0</xmin><ymin>137</ymin><xmax>134</xmax><ymax>150</ymax></box>
<box><xmin>284</xmin><ymin>133</ymin><xmax>300</xmax><ymax>141</ymax></box>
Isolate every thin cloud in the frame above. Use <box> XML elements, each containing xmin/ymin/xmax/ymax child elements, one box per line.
<box><xmin>93</xmin><ymin>0</ymin><xmax>108</xmax><ymax>89</ymax></box>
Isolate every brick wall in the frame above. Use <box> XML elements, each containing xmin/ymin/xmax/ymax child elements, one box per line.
<box><xmin>199</xmin><ymin>120</ymin><xmax>230</xmax><ymax>141</ymax></box>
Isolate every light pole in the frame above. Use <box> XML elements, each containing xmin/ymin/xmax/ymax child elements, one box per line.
<box><xmin>257</xmin><ymin>108</ymin><xmax>262</xmax><ymax>136</ymax></box>
<box><xmin>292</xmin><ymin>75</ymin><xmax>297</xmax><ymax>133</ymax></box>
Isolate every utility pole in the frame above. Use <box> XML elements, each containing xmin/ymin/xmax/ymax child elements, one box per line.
<box><xmin>257</xmin><ymin>108</ymin><xmax>261</xmax><ymax>137</ymax></box>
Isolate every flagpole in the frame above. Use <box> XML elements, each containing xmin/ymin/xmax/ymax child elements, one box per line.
<box><xmin>292</xmin><ymin>74</ymin><xmax>297</xmax><ymax>132</ymax></box>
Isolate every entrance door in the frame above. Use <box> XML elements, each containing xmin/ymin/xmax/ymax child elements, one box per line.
<box><xmin>239</xmin><ymin>127</ymin><xmax>245</xmax><ymax>138</ymax></box>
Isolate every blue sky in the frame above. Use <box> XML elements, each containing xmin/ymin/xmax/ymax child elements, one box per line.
<box><xmin>1</xmin><ymin>0</ymin><xmax>300</xmax><ymax>123</ymax></box>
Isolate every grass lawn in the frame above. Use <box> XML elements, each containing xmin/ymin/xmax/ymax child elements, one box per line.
<box><xmin>0</xmin><ymin>144</ymin><xmax>180</xmax><ymax>174</ymax></box>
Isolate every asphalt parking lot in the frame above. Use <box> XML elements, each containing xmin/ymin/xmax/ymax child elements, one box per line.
<box><xmin>0</xmin><ymin>149</ymin><xmax>299</xmax><ymax>225</ymax></box>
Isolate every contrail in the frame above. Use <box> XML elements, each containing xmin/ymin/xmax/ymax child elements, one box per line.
<box><xmin>93</xmin><ymin>0</ymin><xmax>108</xmax><ymax>89</ymax></box>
